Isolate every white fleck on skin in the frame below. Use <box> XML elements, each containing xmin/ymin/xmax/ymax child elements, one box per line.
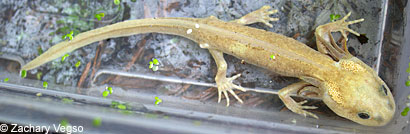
<box><xmin>195</xmin><ymin>24</ymin><xmax>199</xmax><ymax>28</ymax></box>
<box><xmin>199</xmin><ymin>43</ymin><xmax>209</xmax><ymax>48</ymax></box>
<box><xmin>291</xmin><ymin>119</ymin><xmax>297</xmax><ymax>124</ymax></box>
<box><xmin>187</xmin><ymin>29</ymin><xmax>192</xmax><ymax>34</ymax></box>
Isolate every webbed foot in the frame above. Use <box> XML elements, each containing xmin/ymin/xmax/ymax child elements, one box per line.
<box><xmin>216</xmin><ymin>74</ymin><xmax>247</xmax><ymax>106</ymax></box>
<box><xmin>315</xmin><ymin>12</ymin><xmax>364</xmax><ymax>60</ymax></box>
<box><xmin>327</xmin><ymin>12</ymin><xmax>364</xmax><ymax>39</ymax></box>
<box><xmin>278</xmin><ymin>81</ymin><xmax>319</xmax><ymax>119</ymax></box>
<box><xmin>286</xmin><ymin>100</ymin><xmax>319</xmax><ymax>119</ymax></box>
<box><xmin>231</xmin><ymin>5</ymin><xmax>278</xmax><ymax>27</ymax></box>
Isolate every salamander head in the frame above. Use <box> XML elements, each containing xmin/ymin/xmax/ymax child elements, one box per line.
<box><xmin>322</xmin><ymin>57</ymin><xmax>395</xmax><ymax>126</ymax></box>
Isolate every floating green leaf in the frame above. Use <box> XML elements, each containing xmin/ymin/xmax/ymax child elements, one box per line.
<box><xmin>155</xmin><ymin>96</ymin><xmax>162</xmax><ymax>105</ymax></box>
<box><xmin>401</xmin><ymin>107</ymin><xmax>410</xmax><ymax>116</ymax></box>
<box><xmin>406</xmin><ymin>80</ymin><xmax>410</xmax><ymax>87</ymax></box>
<box><xmin>111</xmin><ymin>101</ymin><xmax>120</xmax><ymax>108</ymax></box>
<box><xmin>406</xmin><ymin>67</ymin><xmax>410</xmax><ymax>73</ymax></box>
<box><xmin>102</xmin><ymin>90</ymin><xmax>109</xmax><ymax>98</ymax></box>
<box><xmin>37</xmin><ymin>46</ymin><xmax>43</xmax><ymax>55</ymax></box>
<box><xmin>149</xmin><ymin>61</ymin><xmax>153</xmax><ymax>69</ymax></box>
<box><xmin>121</xmin><ymin>110</ymin><xmax>133</xmax><ymax>115</ymax></box>
<box><xmin>60</xmin><ymin>119</ymin><xmax>69</xmax><ymax>127</ymax></box>
<box><xmin>43</xmin><ymin>81</ymin><xmax>48</xmax><ymax>89</ymax></box>
<box><xmin>20</xmin><ymin>70</ymin><xmax>27</xmax><ymax>78</ymax></box>
<box><xmin>93</xmin><ymin>117</ymin><xmax>102</xmax><ymax>127</ymax></box>
<box><xmin>61</xmin><ymin>53</ymin><xmax>70</xmax><ymax>62</ymax></box>
<box><xmin>152</xmin><ymin>66</ymin><xmax>159</xmax><ymax>71</ymax></box>
<box><xmin>36</xmin><ymin>72</ymin><xmax>43</xmax><ymax>80</ymax></box>
<box><xmin>117</xmin><ymin>104</ymin><xmax>126</xmax><ymax>110</ymax></box>
<box><xmin>62</xmin><ymin>30</ymin><xmax>74</xmax><ymax>40</ymax></box>
<box><xmin>95</xmin><ymin>13</ymin><xmax>105</xmax><ymax>21</ymax></box>
<box><xmin>114</xmin><ymin>0</ymin><xmax>120</xmax><ymax>5</ymax></box>
<box><xmin>153</xmin><ymin>59</ymin><xmax>159</xmax><ymax>65</ymax></box>
<box><xmin>107</xmin><ymin>86</ymin><xmax>113</xmax><ymax>94</ymax></box>
<box><xmin>144</xmin><ymin>113</ymin><xmax>158</xmax><ymax>118</ymax></box>
<box><xmin>330</xmin><ymin>14</ymin><xmax>341</xmax><ymax>22</ymax></box>
<box><xmin>75</xmin><ymin>60</ymin><xmax>81</xmax><ymax>68</ymax></box>
<box><xmin>62</xmin><ymin>98</ymin><xmax>74</xmax><ymax>104</ymax></box>
<box><xmin>3</xmin><ymin>78</ymin><xmax>9</xmax><ymax>82</ymax></box>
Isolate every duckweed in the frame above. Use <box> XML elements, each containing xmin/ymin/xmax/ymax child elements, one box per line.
<box><xmin>102</xmin><ymin>90</ymin><xmax>109</xmax><ymax>98</ymax></box>
<box><xmin>149</xmin><ymin>58</ymin><xmax>160</xmax><ymax>71</ymax></box>
<box><xmin>60</xmin><ymin>119</ymin><xmax>69</xmax><ymax>127</ymax></box>
<box><xmin>153</xmin><ymin>59</ymin><xmax>159</xmax><ymax>65</ymax></box>
<box><xmin>3</xmin><ymin>78</ymin><xmax>9</xmax><ymax>82</ymax></box>
<box><xmin>401</xmin><ymin>107</ymin><xmax>409</xmax><ymax>116</ymax></box>
<box><xmin>93</xmin><ymin>117</ymin><xmax>102</xmax><ymax>127</ymax></box>
<box><xmin>62</xmin><ymin>30</ymin><xmax>74</xmax><ymax>40</ymax></box>
<box><xmin>117</xmin><ymin>104</ymin><xmax>126</xmax><ymax>110</ymax></box>
<box><xmin>111</xmin><ymin>101</ymin><xmax>120</xmax><ymax>108</ymax></box>
<box><xmin>20</xmin><ymin>70</ymin><xmax>27</xmax><ymax>78</ymax></box>
<box><xmin>149</xmin><ymin>61</ymin><xmax>154</xmax><ymax>69</ymax></box>
<box><xmin>37</xmin><ymin>46</ymin><xmax>43</xmax><ymax>55</ymax></box>
<box><xmin>36</xmin><ymin>72</ymin><xmax>42</xmax><ymax>80</ymax></box>
<box><xmin>330</xmin><ymin>14</ymin><xmax>341</xmax><ymax>22</ymax></box>
<box><xmin>155</xmin><ymin>96</ymin><xmax>162</xmax><ymax>105</ymax></box>
<box><xmin>75</xmin><ymin>60</ymin><xmax>81</xmax><ymax>68</ymax></box>
<box><xmin>144</xmin><ymin>113</ymin><xmax>158</xmax><ymax>118</ymax></box>
<box><xmin>95</xmin><ymin>13</ymin><xmax>105</xmax><ymax>21</ymax></box>
<box><xmin>43</xmin><ymin>81</ymin><xmax>48</xmax><ymax>89</ymax></box>
<box><xmin>62</xmin><ymin>98</ymin><xmax>74</xmax><ymax>104</ymax></box>
<box><xmin>406</xmin><ymin>80</ymin><xmax>410</xmax><ymax>87</ymax></box>
<box><xmin>152</xmin><ymin>66</ymin><xmax>159</xmax><ymax>71</ymax></box>
<box><xmin>107</xmin><ymin>86</ymin><xmax>113</xmax><ymax>94</ymax></box>
<box><xmin>61</xmin><ymin>54</ymin><xmax>70</xmax><ymax>62</ymax></box>
<box><xmin>114</xmin><ymin>0</ymin><xmax>120</xmax><ymax>5</ymax></box>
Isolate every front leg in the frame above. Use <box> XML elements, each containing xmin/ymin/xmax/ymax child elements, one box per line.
<box><xmin>230</xmin><ymin>5</ymin><xmax>278</xmax><ymax>27</ymax></box>
<box><xmin>314</xmin><ymin>12</ymin><xmax>364</xmax><ymax>60</ymax></box>
<box><xmin>278</xmin><ymin>81</ymin><xmax>319</xmax><ymax>119</ymax></box>
<box><xmin>209</xmin><ymin>49</ymin><xmax>247</xmax><ymax>106</ymax></box>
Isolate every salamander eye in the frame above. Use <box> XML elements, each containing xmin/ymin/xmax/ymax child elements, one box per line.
<box><xmin>358</xmin><ymin>112</ymin><xmax>370</xmax><ymax>119</ymax></box>
<box><xmin>380</xmin><ymin>85</ymin><xmax>387</xmax><ymax>96</ymax></box>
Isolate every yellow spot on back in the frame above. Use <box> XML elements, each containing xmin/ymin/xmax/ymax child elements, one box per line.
<box><xmin>327</xmin><ymin>82</ymin><xmax>346</xmax><ymax>107</ymax></box>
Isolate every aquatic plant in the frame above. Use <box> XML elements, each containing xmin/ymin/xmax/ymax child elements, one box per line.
<box><xmin>155</xmin><ymin>96</ymin><xmax>162</xmax><ymax>105</ymax></box>
<box><xmin>330</xmin><ymin>14</ymin><xmax>341</xmax><ymax>22</ymax></box>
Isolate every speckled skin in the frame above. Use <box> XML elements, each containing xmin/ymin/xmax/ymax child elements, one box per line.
<box><xmin>22</xmin><ymin>6</ymin><xmax>395</xmax><ymax>126</ymax></box>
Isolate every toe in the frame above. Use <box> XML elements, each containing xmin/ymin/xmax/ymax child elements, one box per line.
<box><xmin>228</xmin><ymin>89</ymin><xmax>244</xmax><ymax>103</ymax></box>
<box><xmin>298</xmin><ymin>100</ymin><xmax>308</xmax><ymax>105</ymax></box>
<box><xmin>217</xmin><ymin>88</ymin><xmax>222</xmax><ymax>103</ymax></box>
<box><xmin>223</xmin><ymin>90</ymin><xmax>230</xmax><ymax>107</ymax></box>
<box><xmin>302</xmin><ymin>106</ymin><xmax>318</xmax><ymax>109</ymax></box>
<box><xmin>232</xmin><ymin>84</ymin><xmax>246</xmax><ymax>92</ymax></box>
